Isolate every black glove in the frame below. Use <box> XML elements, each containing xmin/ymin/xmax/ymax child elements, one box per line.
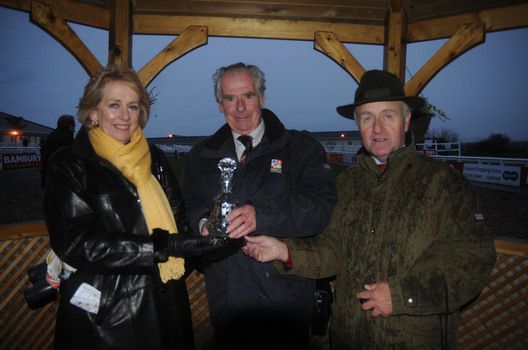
<box><xmin>186</xmin><ymin>237</ymin><xmax>245</xmax><ymax>273</ymax></box>
<box><xmin>169</xmin><ymin>235</ymin><xmax>228</xmax><ymax>258</ymax></box>
<box><xmin>152</xmin><ymin>228</ymin><xmax>231</xmax><ymax>261</ymax></box>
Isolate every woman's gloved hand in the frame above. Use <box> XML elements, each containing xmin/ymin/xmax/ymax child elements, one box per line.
<box><xmin>152</xmin><ymin>228</ymin><xmax>231</xmax><ymax>261</ymax></box>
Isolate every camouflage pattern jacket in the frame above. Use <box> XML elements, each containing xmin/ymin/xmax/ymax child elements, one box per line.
<box><xmin>282</xmin><ymin>143</ymin><xmax>496</xmax><ymax>349</ymax></box>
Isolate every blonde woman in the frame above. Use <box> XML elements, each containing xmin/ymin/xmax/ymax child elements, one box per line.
<box><xmin>44</xmin><ymin>66</ymin><xmax>224</xmax><ymax>349</ymax></box>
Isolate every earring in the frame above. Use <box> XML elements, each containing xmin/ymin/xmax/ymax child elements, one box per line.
<box><xmin>90</xmin><ymin>119</ymin><xmax>98</xmax><ymax>126</ymax></box>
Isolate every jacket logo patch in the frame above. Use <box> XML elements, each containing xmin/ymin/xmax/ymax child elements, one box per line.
<box><xmin>270</xmin><ymin>159</ymin><xmax>283</xmax><ymax>173</ymax></box>
<box><xmin>474</xmin><ymin>213</ymin><xmax>484</xmax><ymax>221</ymax></box>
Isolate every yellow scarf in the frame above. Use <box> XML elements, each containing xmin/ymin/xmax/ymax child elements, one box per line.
<box><xmin>89</xmin><ymin>127</ymin><xmax>184</xmax><ymax>282</ymax></box>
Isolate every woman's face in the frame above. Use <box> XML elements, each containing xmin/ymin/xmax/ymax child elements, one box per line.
<box><xmin>90</xmin><ymin>80</ymin><xmax>141</xmax><ymax>143</ymax></box>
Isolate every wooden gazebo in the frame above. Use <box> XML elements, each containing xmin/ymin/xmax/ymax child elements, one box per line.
<box><xmin>2</xmin><ymin>1</ymin><xmax>527</xmax><ymax>92</ymax></box>
<box><xmin>1</xmin><ymin>1</ymin><xmax>527</xmax><ymax>349</ymax></box>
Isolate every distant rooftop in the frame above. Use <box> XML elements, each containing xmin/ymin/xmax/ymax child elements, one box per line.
<box><xmin>0</xmin><ymin>111</ymin><xmax>53</xmax><ymax>135</ymax></box>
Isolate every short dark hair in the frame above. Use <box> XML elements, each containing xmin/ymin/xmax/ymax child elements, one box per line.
<box><xmin>57</xmin><ymin>114</ymin><xmax>75</xmax><ymax>130</ymax></box>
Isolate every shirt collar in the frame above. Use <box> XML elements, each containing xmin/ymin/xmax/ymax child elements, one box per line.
<box><xmin>232</xmin><ymin>119</ymin><xmax>265</xmax><ymax>160</ymax></box>
<box><xmin>371</xmin><ymin>144</ymin><xmax>406</xmax><ymax>165</ymax></box>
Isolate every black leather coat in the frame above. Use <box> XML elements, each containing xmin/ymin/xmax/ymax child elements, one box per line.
<box><xmin>44</xmin><ymin>127</ymin><xmax>194</xmax><ymax>350</ymax></box>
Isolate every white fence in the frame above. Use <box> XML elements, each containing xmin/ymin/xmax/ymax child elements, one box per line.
<box><xmin>416</xmin><ymin>142</ymin><xmax>462</xmax><ymax>157</ymax></box>
<box><xmin>3</xmin><ymin>144</ymin><xmax>527</xmax><ymax>188</ymax></box>
<box><xmin>321</xmin><ymin>144</ymin><xmax>528</xmax><ymax>188</ymax></box>
<box><xmin>154</xmin><ymin>144</ymin><xmax>192</xmax><ymax>158</ymax></box>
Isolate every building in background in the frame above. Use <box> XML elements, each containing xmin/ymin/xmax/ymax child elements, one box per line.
<box><xmin>0</xmin><ymin>111</ymin><xmax>53</xmax><ymax>170</ymax></box>
<box><xmin>0</xmin><ymin>111</ymin><xmax>53</xmax><ymax>148</ymax></box>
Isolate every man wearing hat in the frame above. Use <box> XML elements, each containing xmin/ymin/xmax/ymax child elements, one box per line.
<box><xmin>241</xmin><ymin>70</ymin><xmax>496</xmax><ymax>348</ymax></box>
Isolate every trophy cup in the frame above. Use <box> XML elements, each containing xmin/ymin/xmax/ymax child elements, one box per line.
<box><xmin>207</xmin><ymin>157</ymin><xmax>238</xmax><ymax>239</ymax></box>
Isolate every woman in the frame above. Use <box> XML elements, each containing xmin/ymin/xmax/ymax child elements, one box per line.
<box><xmin>44</xmin><ymin>66</ymin><xmax>221</xmax><ymax>349</ymax></box>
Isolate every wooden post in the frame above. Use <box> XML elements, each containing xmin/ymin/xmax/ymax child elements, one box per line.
<box><xmin>384</xmin><ymin>0</ymin><xmax>407</xmax><ymax>79</ymax></box>
<box><xmin>108</xmin><ymin>0</ymin><xmax>133</xmax><ymax>68</ymax></box>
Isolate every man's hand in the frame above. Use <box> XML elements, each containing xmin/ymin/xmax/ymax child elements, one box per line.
<box><xmin>242</xmin><ymin>235</ymin><xmax>289</xmax><ymax>263</ymax></box>
<box><xmin>356</xmin><ymin>282</ymin><xmax>393</xmax><ymax>317</ymax></box>
<box><xmin>227</xmin><ymin>204</ymin><xmax>257</xmax><ymax>239</ymax></box>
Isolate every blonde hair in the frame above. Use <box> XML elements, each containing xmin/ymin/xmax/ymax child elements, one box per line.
<box><xmin>77</xmin><ymin>66</ymin><xmax>151</xmax><ymax>128</ymax></box>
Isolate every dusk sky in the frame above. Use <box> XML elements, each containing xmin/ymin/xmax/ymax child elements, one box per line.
<box><xmin>1</xmin><ymin>7</ymin><xmax>527</xmax><ymax>141</ymax></box>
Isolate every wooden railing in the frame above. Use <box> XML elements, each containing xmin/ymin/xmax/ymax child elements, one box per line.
<box><xmin>0</xmin><ymin>221</ymin><xmax>214</xmax><ymax>350</ymax></box>
<box><xmin>456</xmin><ymin>240</ymin><xmax>528</xmax><ymax>348</ymax></box>
<box><xmin>1</xmin><ymin>222</ymin><xmax>526</xmax><ymax>349</ymax></box>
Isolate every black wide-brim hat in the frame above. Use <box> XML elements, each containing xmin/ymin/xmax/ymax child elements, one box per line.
<box><xmin>337</xmin><ymin>70</ymin><xmax>426</xmax><ymax>119</ymax></box>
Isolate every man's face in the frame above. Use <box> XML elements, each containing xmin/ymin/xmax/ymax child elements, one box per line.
<box><xmin>355</xmin><ymin>101</ymin><xmax>411</xmax><ymax>162</ymax></box>
<box><xmin>218</xmin><ymin>70</ymin><xmax>264</xmax><ymax>135</ymax></box>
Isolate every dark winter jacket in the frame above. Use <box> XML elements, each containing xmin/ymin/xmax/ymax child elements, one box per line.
<box><xmin>180</xmin><ymin>109</ymin><xmax>337</xmax><ymax>346</ymax></box>
<box><xmin>282</xmin><ymin>142</ymin><xmax>496</xmax><ymax>349</ymax></box>
<box><xmin>44</xmin><ymin>127</ymin><xmax>194</xmax><ymax>350</ymax></box>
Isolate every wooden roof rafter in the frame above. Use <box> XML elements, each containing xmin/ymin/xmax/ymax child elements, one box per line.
<box><xmin>1</xmin><ymin>1</ymin><xmax>526</xmax><ymax>43</ymax></box>
<box><xmin>1</xmin><ymin>0</ymin><xmax>527</xmax><ymax>94</ymax></box>
<box><xmin>30</xmin><ymin>1</ymin><xmax>103</xmax><ymax>76</ymax></box>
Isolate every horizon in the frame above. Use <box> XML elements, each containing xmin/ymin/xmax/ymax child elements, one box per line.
<box><xmin>3</xmin><ymin>107</ymin><xmax>528</xmax><ymax>144</ymax></box>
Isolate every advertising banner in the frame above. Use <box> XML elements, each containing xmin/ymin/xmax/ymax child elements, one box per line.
<box><xmin>1</xmin><ymin>153</ymin><xmax>41</xmax><ymax>170</ymax></box>
<box><xmin>463</xmin><ymin>163</ymin><xmax>521</xmax><ymax>187</ymax></box>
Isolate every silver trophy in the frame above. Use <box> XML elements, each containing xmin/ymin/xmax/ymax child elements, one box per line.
<box><xmin>207</xmin><ymin>158</ymin><xmax>238</xmax><ymax>238</ymax></box>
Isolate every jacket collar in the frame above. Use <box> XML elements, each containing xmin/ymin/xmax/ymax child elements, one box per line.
<box><xmin>357</xmin><ymin>139</ymin><xmax>417</xmax><ymax>177</ymax></box>
<box><xmin>71</xmin><ymin>126</ymin><xmax>99</xmax><ymax>161</ymax></box>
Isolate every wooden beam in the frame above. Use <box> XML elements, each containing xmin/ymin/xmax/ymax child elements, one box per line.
<box><xmin>3</xmin><ymin>2</ymin><xmax>527</xmax><ymax>44</ymax></box>
<box><xmin>134</xmin><ymin>0</ymin><xmax>389</xmax><ymax>24</ymax></box>
<box><xmin>405</xmin><ymin>21</ymin><xmax>485</xmax><ymax>96</ymax></box>
<box><xmin>30</xmin><ymin>1</ymin><xmax>103</xmax><ymax>76</ymax></box>
<box><xmin>134</xmin><ymin>14</ymin><xmax>385</xmax><ymax>44</ymax></box>
<box><xmin>383</xmin><ymin>0</ymin><xmax>407</xmax><ymax>79</ymax></box>
<box><xmin>408</xmin><ymin>4</ymin><xmax>528</xmax><ymax>43</ymax></box>
<box><xmin>495</xmin><ymin>239</ymin><xmax>528</xmax><ymax>257</ymax></box>
<box><xmin>0</xmin><ymin>0</ymin><xmax>109</xmax><ymax>29</ymax></box>
<box><xmin>1</xmin><ymin>220</ymin><xmax>525</xmax><ymax>259</ymax></box>
<box><xmin>138</xmin><ymin>26</ymin><xmax>208</xmax><ymax>86</ymax></box>
<box><xmin>0</xmin><ymin>221</ymin><xmax>47</xmax><ymax>241</ymax></box>
<box><xmin>108</xmin><ymin>0</ymin><xmax>132</xmax><ymax>68</ymax></box>
<box><xmin>314</xmin><ymin>31</ymin><xmax>365</xmax><ymax>83</ymax></box>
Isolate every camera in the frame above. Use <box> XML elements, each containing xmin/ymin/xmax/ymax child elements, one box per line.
<box><xmin>23</xmin><ymin>263</ymin><xmax>58</xmax><ymax>309</ymax></box>
<box><xmin>311</xmin><ymin>276</ymin><xmax>335</xmax><ymax>336</ymax></box>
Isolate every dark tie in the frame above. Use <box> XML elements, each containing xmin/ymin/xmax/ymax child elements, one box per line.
<box><xmin>379</xmin><ymin>163</ymin><xmax>387</xmax><ymax>173</ymax></box>
<box><xmin>238</xmin><ymin>135</ymin><xmax>253</xmax><ymax>165</ymax></box>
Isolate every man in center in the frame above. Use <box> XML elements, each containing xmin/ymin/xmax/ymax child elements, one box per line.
<box><xmin>180</xmin><ymin>62</ymin><xmax>337</xmax><ymax>348</ymax></box>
